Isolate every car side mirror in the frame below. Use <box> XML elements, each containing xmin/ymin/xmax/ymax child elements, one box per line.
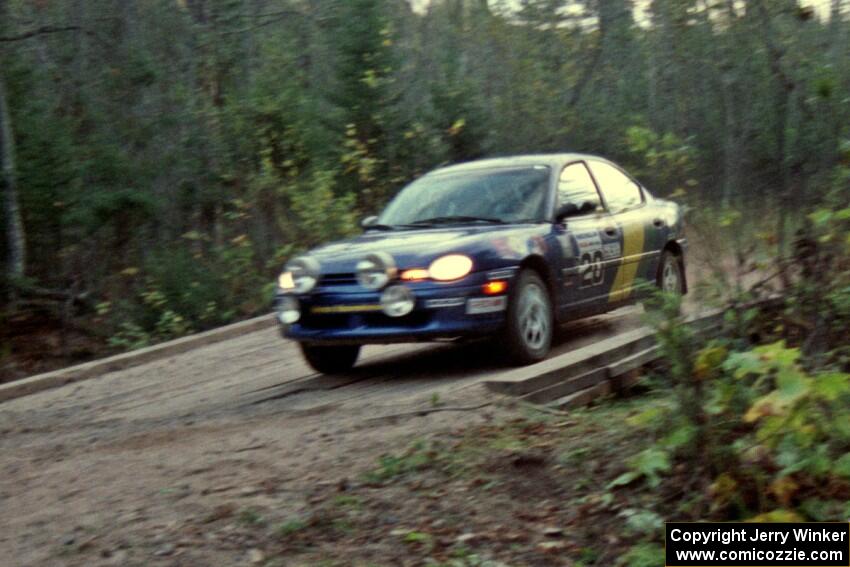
<box><xmin>555</xmin><ymin>203</ymin><xmax>579</xmax><ymax>223</ymax></box>
<box><xmin>360</xmin><ymin>215</ymin><xmax>379</xmax><ymax>229</ymax></box>
<box><xmin>556</xmin><ymin>201</ymin><xmax>597</xmax><ymax>223</ymax></box>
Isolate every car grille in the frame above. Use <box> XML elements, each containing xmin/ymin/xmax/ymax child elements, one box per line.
<box><xmin>319</xmin><ymin>273</ymin><xmax>358</xmax><ymax>286</ymax></box>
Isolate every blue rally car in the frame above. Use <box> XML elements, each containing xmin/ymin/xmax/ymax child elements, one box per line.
<box><xmin>275</xmin><ymin>154</ymin><xmax>687</xmax><ymax>374</ymax></box>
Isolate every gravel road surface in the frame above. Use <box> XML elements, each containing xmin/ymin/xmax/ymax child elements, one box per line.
<box><xmin>0</xmin><ymin>306</ymin><xmax>641</xmax><ymax>565</ymax></box>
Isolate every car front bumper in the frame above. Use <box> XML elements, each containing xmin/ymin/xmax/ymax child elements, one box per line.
<box><xmin>275</xmin><ymin>273</ymin><xmax>513</xmax><ymax>345</ymax></box>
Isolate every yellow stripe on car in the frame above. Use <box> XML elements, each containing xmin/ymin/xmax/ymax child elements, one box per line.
<box><xmin>608</xmin><ymin>222</ymin><xmax>645</xmax><ymax>302</ymax></box>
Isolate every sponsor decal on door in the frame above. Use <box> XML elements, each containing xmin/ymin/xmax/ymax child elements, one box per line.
<box><xmin>574</xmin><ymin>231</ymin><xmax>621</xmax><ymax>288</ymax></box>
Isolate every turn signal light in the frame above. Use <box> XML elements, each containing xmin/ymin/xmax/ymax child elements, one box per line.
<box><xmin>482</xmin><ymin>280</ymin><xmax>508</xmax><ymax>295</ymax></box>
<box><xmin>401</xmin><ymin>268</ymin><xmax>429</xmax><ymax>281</ymax></box>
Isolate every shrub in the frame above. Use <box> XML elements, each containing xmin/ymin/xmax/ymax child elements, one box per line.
<box><xmin>624</xmin><ymin>293</ymin><xmax>850</xmax><ymax>521</ymax></box>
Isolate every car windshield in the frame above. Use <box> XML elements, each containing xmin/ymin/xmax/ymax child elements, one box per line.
<box><xmin>378</xmin><ymin>166</ymin><xmax>550</xmax><ymax>226</ymax></box>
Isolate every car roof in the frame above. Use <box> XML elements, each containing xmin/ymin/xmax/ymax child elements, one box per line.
<box><xmin>423</xmin><ymin>153</ymin><xmax>605</xmax><ymax>177</ymax></box>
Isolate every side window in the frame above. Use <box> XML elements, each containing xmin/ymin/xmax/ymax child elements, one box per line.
<box><xmin>587</xmin><ymin>161</ymin><xmax>643</xmax><ymax>214</ymax></box>
<box><xmin>558</xmin><ymin>162</ymin><xmax>602</xmax><ymax>213</ymax></box>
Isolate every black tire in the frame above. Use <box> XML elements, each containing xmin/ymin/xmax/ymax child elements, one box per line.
<box><xmin>299</xmin><ymin>344</ymin><xmax>361</xmax><ymax>374</ymax></box>
<box><xmin>500</xmin><ymin>269</ymin><xmax>553</xmax><ymax>365</ymax></box>
<box><xmin>656</xmin><ymin>250</ymin><xmax>684</xmax><ymax>295</ymax></box>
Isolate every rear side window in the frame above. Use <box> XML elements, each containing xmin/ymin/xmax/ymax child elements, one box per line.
<box><xmin>558</xmin><ymin>162</ymin><xmax>602</xmax><ymax>212</ymax></box>
<box><xmin>587</xmin><ymin>161</ymin><xmax>643</xmax><ymax>214</ymax></box>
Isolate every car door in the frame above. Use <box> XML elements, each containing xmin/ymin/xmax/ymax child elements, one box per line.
<box><xmin>586</xmin><ymin>159</ymin><xmax>653</xmax><ymax>303</ymax></box>
<box><xmin>553</xmin><ymin>161</ymin><xmax>623</xmax><ymax>313</ymax></box>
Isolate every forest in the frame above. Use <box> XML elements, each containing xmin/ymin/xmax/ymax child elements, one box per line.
<box><xmin>2</xmin><ymin>2</ymin><xmax>850</xmax><ymax>564</ymax></box>
<box><xmin>1</xmin><ymin>0</ymin><xmax>849</xmax><ymax>377</ymax></box>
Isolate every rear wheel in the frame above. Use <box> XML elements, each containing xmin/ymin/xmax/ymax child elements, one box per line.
<box><xmin>299</xmin><ymin>344</ymin><xmax>361</xmax><ymax>374</ymax></box>
<box><xmin>645</xmin><ymin>250</ymin><xmax>684</xmax><ymax>313</ymax></box>
<box><xmin>657</xmin><ymin>250</ymin><xmax>684</xmax><ymax>295</ymax></box>
<box><xmin>501</xmin><ymin>270</ymin><xmax>553</xmax><ymax>365</ymax></box>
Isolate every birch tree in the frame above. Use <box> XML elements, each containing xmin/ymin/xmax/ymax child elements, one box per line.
<box><xmin>0</xmin><ymin>0</ymin><xmax>26</xmax><ymax>289</ymax></box>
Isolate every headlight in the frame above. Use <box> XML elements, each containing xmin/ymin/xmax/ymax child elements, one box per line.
<box><xmin>278</xmin><ymin>271</ymin><xmax>295</xmax><ymax>290</ymax></box>
<box><xmin>356</xmin><ymin>252</ymin><xmax>397</xmax><ymax>290</ymax></box>
<box><xmin>284</xmin><ymin>256</ymin><xmax>321</xmax><ymax>293</ymax></box>
<box><xmin>428</xmin><ymin>254</ymin><xmax>473</xmax><ymax>281</ymax></box>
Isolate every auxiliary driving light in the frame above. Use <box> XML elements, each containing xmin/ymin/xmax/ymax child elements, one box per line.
<box><xmin>284</xmin><ymin>256</ymin><xmax>321</xmax><ymax>294</ymax></box>
<box><xmin>277</xmin><ymin>296</ymin><xmax>301</xmax><ymax>324</ymax></box>
<box><xmin>357</xmin><ymin>252</ymin><xmax>397</xmax><ymax>290</ymax></box>
<box><xmin>380</xmin><ymin>285</ymin><xmax>415</xmax><ymax>317</ymax></box>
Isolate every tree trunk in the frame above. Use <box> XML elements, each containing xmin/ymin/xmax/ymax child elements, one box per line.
<box><xmin>719</xmin><ymin>0</ymin><xmax>741</xmax><ymax>207</ymax></box>
<box><xmin>0</xmin><ymin>73</ymin><xmax>26</xmax><ymax>287</ymax></box>
<box><xmin>751</xmin><ymin>0</ymin><xmax>796</xmax><ymax>278</ymax></box>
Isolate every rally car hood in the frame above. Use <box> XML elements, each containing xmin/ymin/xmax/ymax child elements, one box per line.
<box><xmin>307</xmin><ymin>224</ymin><xmax>543</xmax><ymax>274</ymax></box>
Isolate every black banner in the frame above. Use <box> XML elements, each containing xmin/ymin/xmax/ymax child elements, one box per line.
<box><xmin>666</xmin><ymin>523</ymin><xmax>850</xmax><ymax>566</ymax></box>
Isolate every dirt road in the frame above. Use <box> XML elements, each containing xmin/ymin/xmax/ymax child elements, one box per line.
<box><xmin>0</xmin><ymin>307</ymin><xmax>642</xmax><ymax>566</ymax></box>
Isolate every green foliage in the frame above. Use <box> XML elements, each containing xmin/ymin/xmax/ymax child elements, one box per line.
<box><xmin>332</xmin><ymin>495</ymin><xmax>362</xmax><ymax>509</ymax></box>
<box><xmin>624</xmin><ymin>125</ymin><xmax>698</xmax><ymax>197</ymax></box>
<box><xmin>105</xmin><ymin>241</ymin><xmax>270</xmax><ymax>346</ymax></box>
<box><xmin>237</xmin><ymin>508</ymin><xmax>266</xmax><ymax>527</ymax></box>
<box><xmin>628</xmin><ymin>290</ymin><xmax>850</xmax><ymax>521</ymax></box>
<box><xmin>363</xmin><ymin>441</ymin><xmax>434</xmax><ymax>484</ymax></box>
<box><xmin>790</xmin><ymin>181</ymin><xmax>850</xmax><ymax>365</ymax></box>
<box><xmin>135</xmin><ymin>250</ymin><xmax>223</xmax><ymax>330</ymax></box>
<box><xmin>617</xmin><ymin>543</ymin><xmax>664</xmax><ymax>567</ymax></box>
<box><xmin>403</xmin><ymin>530</ymin><xmax>432</xmax><ymax>544</ymax></box>
<box><xmin>276</xmin><ymin>518</ymin><xmax>307</xmax><ymax>538</ymax></box>
<box><xmin>609</xmin><ymin>448</ymin><xmax>671</xmax><ymax>489</ymax></box>
<box><xmin>108</xmin><ymin>322</ymin><xmax>152</xmax><ymax>351</ymax></box>
<box><xmin>725</xmin><ymin>342</ymin><xmax>850</xmax><ymax>482</ymax></box>
<box><xmin>619</xmin><ymin>508</ymin><xmax>664</xmax><ymax>536</ymax></box>
<box><xmin>288</xmin><ymin>170</ymin><xmax>358</xmax><ymax>249</ymax></box>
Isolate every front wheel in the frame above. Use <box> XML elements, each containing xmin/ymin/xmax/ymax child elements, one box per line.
<box><xmin>500</xmin><ymin>270</ymin><xmax>553</xmax><ymax>365</ymax></box>
<box><xmin>299</xmin><ymin>344</ymin><xmax>361</xmax><ymax>374</ymax></box>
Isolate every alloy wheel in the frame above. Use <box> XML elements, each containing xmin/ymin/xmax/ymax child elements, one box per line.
<box><xmin>662</xmin><ymin>258</ymin><xmax>681</xmax><ymax>293</ymax></box>
<box><xmin>518</xmin><ymin>282</ymin><xmax>550</xmax><ymax>351</ymax></box>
